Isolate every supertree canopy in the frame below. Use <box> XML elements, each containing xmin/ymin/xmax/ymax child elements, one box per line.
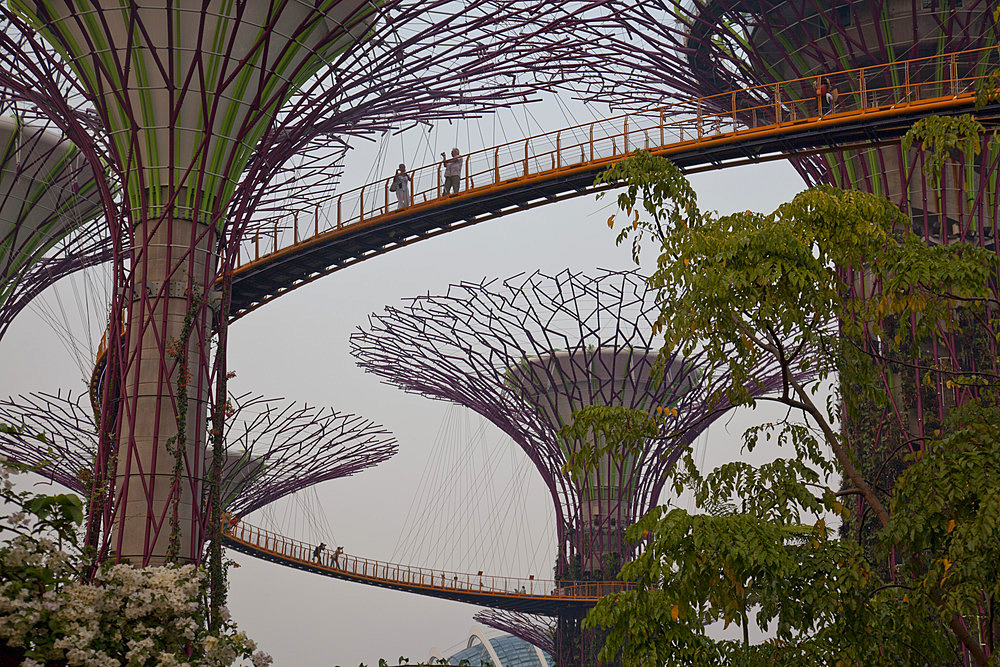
<box><xmin>0</xmin><ymin>112</ymin><xmax>106</xmax><ymax>342</ymax></box>
<box><xmin>0</xmin><ymin>390</ymin><xmax>396</xmax><ymax>524</ymax></box>
<box><xmin>351</xmin><ymin>269</ymin><xmax>793</xmax><ymax>665</ymax></box>
<box><xmin>566</xmin><ymin>0</ymin><xmax>1000</xmax><ymax>537</ymax></box>
<box><xmin>0</xmin><ymin>1</ymin><xmax>598</xmax><ymax>564</ymax></box>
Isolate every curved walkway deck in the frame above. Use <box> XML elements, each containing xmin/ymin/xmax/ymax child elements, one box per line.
<box><xmin>223</xmin><ymin>521</ymin><xmax>629</xmax><ymax>615</ymax></box>
<box><xmin>226</xmin><ymin>46</ymin><xmax>1000</xmax><ymax>321</ymax></box>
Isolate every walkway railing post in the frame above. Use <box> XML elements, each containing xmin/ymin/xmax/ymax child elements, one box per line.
<box><xmin>273</xmin><ymin>222</ymin><xmax>278</xmax><ymax>254</ymax></box>
<box><xmin>337</xmin><ymin>196</ymin><xmax>342</xmax><ymax>229</ymax></box>
<box><xmin>494</xmin><ymin>148</ymin><xmax>499</xmax><ymax>183</ymax></box>
<box><xmin>950</xmin><ymin>54</ymin><xmax>958</xmax><ymax>96</ymax></box>
<box><xmin>731</xmin><ymin>91</ymin><xmax>737</xmax><ymax>133</ymax></box>
<box><xmin>293</xmin><ymin>212</ymin><xmax>298</xmax><ymax>244</ymax></box>
<box><xmin>589</xmin><ymin>123</ymin><xmax>594</xmax><ymax>162</ymax></box>
<box><xmin>860</xmin><ymin>67</ymin><xmax>867</xmax><ymax>112</ymax></box>
<box><xmin>556</xmin><ymin>131</ymin><xmax>561</xmax><ymax>168</ymax></box>
<box><xmin>384</xmin><ymin>181</ymin><xmax>389</xmax><ymax>214</ymax></box>
<box><xmin>523</xmin><ymin>139</ymin><xmax>529</xmax><ymax>176</ymax></box>
<box><xmin>254</xmin><ymin>233</ymin><xmax>259</xmax><ymax>260</ymax></box>
<box><xmin>623</xmin><ymin>115</ymin><xmax>629</xmax><ymax>153</ymax></box>
<box><xmin>775</xmin><ymin>83</ymin><xmax>781</xmax><ymax>125</ymax></box>
<box><xmin>696</xmin><ymin>100</ymin><xmax>703</xmax><ymax>139</ymax></box>
<box><xmin>905</xmin><ymin>60</ymin><xmax>911</xmax><ymax>103</ymax></box>
<box><xmin>659</xmin><ymin>107</ymin><xmax>664</xmax><ymax>146</ymax></box>
<box><xmin>315</xmin><ymin>204</ymin><xmax>319</xmax><ymax>236</ymax></box>
<box><xmin>359</xmin><ymin>187</ymin><xmax>365</xmax><ymax>222</ymax></box>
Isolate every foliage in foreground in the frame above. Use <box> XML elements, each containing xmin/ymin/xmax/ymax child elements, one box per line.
<box><xmin>571</xmin><ymin>406</ymin><xmax>1000</xmax><ymax>665</ymax></box>
<box><xmin>566</xmin><ymin>143</ymin><xmax>1000</xmax><ymax>665</ymax></box>
<box><xmin>0</xmin><ymin>461</ymin><xmax>270</xmax><ymax>667</ymax></box>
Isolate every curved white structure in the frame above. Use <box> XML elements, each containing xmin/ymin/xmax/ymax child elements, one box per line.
<box><xmin>0</xmin><ymin>116</ymin><xmax>101</xmax><ymax>318</ymax></box>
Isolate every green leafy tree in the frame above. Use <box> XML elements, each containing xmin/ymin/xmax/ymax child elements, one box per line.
<box><xmin>566</xmin><ymin>144</ymin><xmax>1000</xmax><ymax>664</ymax></box>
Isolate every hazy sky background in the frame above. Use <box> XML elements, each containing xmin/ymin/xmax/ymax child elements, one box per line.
<box><xmin>0</xmin><ymin>92</ymin><xmax>808</xmax><ymax>666</ymax></box>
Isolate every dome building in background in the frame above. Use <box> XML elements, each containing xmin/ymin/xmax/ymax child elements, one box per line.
<box><xmin>428</xmin><ymin>627</ymin><xmax>553</xmax><ymax>667</ymax></box>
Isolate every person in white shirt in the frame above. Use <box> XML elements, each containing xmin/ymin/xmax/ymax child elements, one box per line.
<box><xmin>391</xmin><ymin>163</ymin><xmax>411</xmax><ymax>209</ymax></box>
<box><xmin>441</xmin><ymin>147</ymin><xmax>463</xmax><ymax>196</ymax></box>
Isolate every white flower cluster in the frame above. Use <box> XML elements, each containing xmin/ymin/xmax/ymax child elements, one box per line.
<box><xmin>0</xmin><ymin>551</ymin><xmax>266</xmax><ymax>665</ymax></box>
<box><xmin>0</xmin><ymin>464</ymin><xmax>270</xmax><ymax>666</ymax></box>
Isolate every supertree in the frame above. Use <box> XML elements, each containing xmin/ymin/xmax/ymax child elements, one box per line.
<box><xmin>0</xmin><ymin>1</ymin><xmax>599</xmax><ymax>565</ymax></box>
<box><xmin>0</xmin><ymin>110</ymin><xmax>107</xmax><ymax>343</ymax></box>
<box><xmin>351</xmin><ymin>269</ymin><xmax>796</xmax><ymax>665</ymax></box>
<box><xmin>0</xmin><ymin>389</ymin><xmax>397</xmax><ymax>525</ymax></box>
<box><xmin>562</xmin><ymin>0</ymin><xmax>1000</xmax><ymax>541</ymax></box>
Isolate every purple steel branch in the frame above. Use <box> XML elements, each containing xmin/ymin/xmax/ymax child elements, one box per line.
<box><xmin>218</xmin><ymin>392</ymin><xmax>397</xmax><ymax>518</ymax></box>
<box><xmin>0</xmin><ymin>106</ymin><xmax>108</xmax><ymax>342</ymax></box>
<box><xmin>0</xmin><ymin>391</ymin><xmax>96</xmax><ymax>492</ymax></box>
<box><xmin>0</xmin><ymin>391</ymin><xmax>396</xmax><ymax>524</ymax></box>
<box><xmin>474</xmin><ymin>609</ymin><xmax>555</xmax><ymax>657</ymax></box>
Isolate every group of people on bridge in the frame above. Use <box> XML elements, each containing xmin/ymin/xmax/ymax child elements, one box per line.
<box><xmin>389</xmin><ymin>147</ymin><xmax>464</xmax><ymax>211</ymax></box>
<box><xmin>313</xmin><ymin>542</ymin><xmax>344</xmax><ymax>569</ymax></box>
<box><xmin>310</xmin><ymin>540</ymin><xmax>539</xmax><ymax>596</ymax></box>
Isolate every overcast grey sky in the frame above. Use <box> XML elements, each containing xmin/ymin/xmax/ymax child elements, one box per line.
<box><xmin>0</xmin><ymin>95</ymin><xmax>807</xmax><ymax>665</ymax></box>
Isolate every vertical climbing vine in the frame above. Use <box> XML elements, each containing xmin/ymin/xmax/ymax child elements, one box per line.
<box><xmin>208</xmin><ymin>272</ymin><xmax>233</xmax><ymax>631</ymax></box>
<box><xmin>164</xmin><ymin>292</ymin><xmax>203</xmax><ymax>563</ymax></box>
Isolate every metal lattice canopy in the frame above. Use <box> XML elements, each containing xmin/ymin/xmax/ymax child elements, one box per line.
<box><xmin>351</xmin><ymin>269</ymin><xmax>792</xmax><ymax>578</ymax></box>
<box><xmin>0</xmin><ymin>390</ymin><xmax>396</xmax><ymax>521</ymax></box>
<box><xmin>0</xmin><ymin>1</ymin><xmax>603</xmax><ymax>244</ymax></box>
<box><xmin>559</xmin><ymin>1</ymin><xmax>999</xmax><ymax>107</ymax></box>
<box><xmin>0</xmin><ymin>1</ymin><xmax>605</xmax><ymax>563</ymax></box>
<box><xmin>0</xmin><ymin>111</ymin><xmax>107</xmax><ymax>341</ymax></box>
<box><xmin>556</xmin><ymin>1</ymin><xmax>1000</xmax><ymax>193</ymax></box>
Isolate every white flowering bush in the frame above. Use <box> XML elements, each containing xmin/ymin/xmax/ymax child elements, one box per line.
<box><xmin>0</xmin><ymin>461</ymin><xmax>270</xmax><ymax>666</ymax></box>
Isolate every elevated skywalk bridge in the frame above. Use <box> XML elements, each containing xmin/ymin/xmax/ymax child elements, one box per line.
<box><xmin>223</xmin><ymin>521</ymin><xmax>630</xmax><ymax>615</ymax></box>
<box><xmin>227</xmin><ymin>46</ymin><xmax>1000</xmax><ymax>321</ymax></box>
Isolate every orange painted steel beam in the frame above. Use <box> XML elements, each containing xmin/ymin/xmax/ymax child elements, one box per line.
<box><xmin>226</xmin><ymin>47</ymin><xmax>999</xmax><ymax>321</ymax></box>
<box><xmin>223</xmin><ymin>521</ymin><xmax>630</xmax><ymax>615</ymax></box>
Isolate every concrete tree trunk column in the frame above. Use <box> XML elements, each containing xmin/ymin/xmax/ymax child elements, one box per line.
<box><xmin>514</xmin><ymin>348</ymin><xmax>673</xmax><ymax>577</ymax></box>
<box><xmin>115</xmin><ymin>213</ymin><xmax>217</xmax><ymax>564</ymax></box>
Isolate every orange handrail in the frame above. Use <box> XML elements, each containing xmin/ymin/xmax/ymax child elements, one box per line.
<box><xmin>224</xmin><ymin>520</ymin><xmax>632</xmax><ymax>600</ymax></box>
<box><xmin>232</xmin><ymin>45</ymin><xmax>999</xmax><ymax>270</ymax></box>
